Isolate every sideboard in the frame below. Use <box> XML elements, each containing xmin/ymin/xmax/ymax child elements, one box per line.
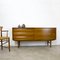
<box><xmin>12</xmin><ymin>27</ymin><xmax>56</xmax><ymax>47</ymax></box>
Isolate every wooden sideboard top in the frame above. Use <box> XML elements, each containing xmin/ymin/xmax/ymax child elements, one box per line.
<box><xmin>12</xmin><ymin>27</ymin><xmax>56</xmax><ymax>28</ymax></box>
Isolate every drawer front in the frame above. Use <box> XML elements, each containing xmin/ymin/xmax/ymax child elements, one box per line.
<box><xmin>12</xmin><ymin>28</ymin><xmax>34</xmax><ymax>41</ymax></box>
<box><xmin>13</xmin><ymin>35</ymin><xmax>34</xmax><ymax>41</ymax></box>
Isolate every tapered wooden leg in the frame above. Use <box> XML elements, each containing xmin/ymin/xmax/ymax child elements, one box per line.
<box><xmin>8</xmin><ymin>38</ymin><xmax>10</xmax><ymax>52</ymax></box>
<box><xmin>18</xmin><ymin>41</ymin><xmax>20</xmax><ymax>48</ymax></box>
<box><xmin>50</xmin><ymin>40</ymin><xmax>52</xmax><ymax>47</ymax></box>
<box><xmin>1</xmin><ymin>40</ymin><xmax>3</xmax><ymax>50</ymax></box>
<box><xmin>47</xmin><ymin>41</ymin><xmax>49</xmax><ymax>46</ymax></box>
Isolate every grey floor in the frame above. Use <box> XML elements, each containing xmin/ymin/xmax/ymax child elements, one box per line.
<box><xmin>0</xmin><ymin>45</ymin><xmax>60</xmax><ymax>60</ymax></box>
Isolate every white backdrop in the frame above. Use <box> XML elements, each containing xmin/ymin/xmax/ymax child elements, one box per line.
<box><xmin>0</xmin><ymin>0</ymin><xmax>60</xmax><ymax>46</ymax></box>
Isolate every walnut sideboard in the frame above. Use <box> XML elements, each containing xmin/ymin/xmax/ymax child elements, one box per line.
<box><xmin>12</xmin><ymin>27</ymin><xmax>56</xmax><ymax>47</ymax></box>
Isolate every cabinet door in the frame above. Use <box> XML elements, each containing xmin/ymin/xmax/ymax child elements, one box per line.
<box><xmin>34</xmin><ymin>28</ymin><xmax>56</xmax><ymax>41</ymax></box>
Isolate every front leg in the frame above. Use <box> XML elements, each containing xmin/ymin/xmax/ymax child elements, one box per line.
<box><xmin>50</xmin><ymin>40</ymin><xmax>52</xmax><ymax>47</ymax></box>
<box><xmin>18</xmin><ymin>41</ymin><xmax>20</xmax><ymax>48</ymax></box>
<box><xmin>47</xmin><ymin>41</ymin><xmax>49</xmax><ymax>46</ymax></box>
